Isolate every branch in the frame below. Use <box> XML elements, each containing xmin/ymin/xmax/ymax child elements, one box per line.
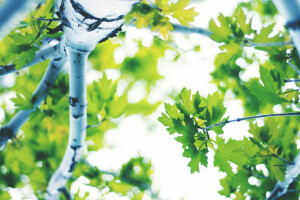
<box><xmin>172</xmin><ymin>23</ymin><xmax>212</xmax><ymax>38</ymax></box>
<box><xmin>0</xmin><ymin>41</ymin><xmax>66</xmax><ymax>77</ymax></box>
<box><xmin>244</xmin><ymin>40</ymin><xmax>293</xmax><ymax>47</ymax></box>
<box><xmin>287</xmin><ymin>62</ymin><xmax>300</xmax><ymax>76</ymax></box>
<box><xmin>0</xmin><ymin>56</ymin><xmax>67</xmax><ymax>148</ymax></box>
<box><xmin>284</xmin><ymin>78</ymin><xmax>300</xmax><ymax>82</ymax></box>
<box><xmin>46</xmin><ymin>46</ymin><xmax>89</xmax><ymax>199</ymax></box>
<box><xmin>266</xmin><ymin>150</ymin><xmax>300</xmax><ymax>200</ymax></box>
<box><xmin>200</xmin><ymin>112</ymin><xmax>300</xmax><ymax>130</ymax></box>
<box><xmin>0</xmin><ymin>0</ymin><xmax>45</xmax><ymax>39</ymax></box>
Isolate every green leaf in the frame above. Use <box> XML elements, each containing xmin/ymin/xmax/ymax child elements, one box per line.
<box><xmin>107</xmin><ymin>94</ymin><xmax>128</xmax><ymax>118</ymax></box>
<box><xmin>214</xmin><ymin>42</ymin><xmax>240</xmax><ymax>68</ymax></box>
<box><xmin>209</xmin><ymin>13</ymin><xmax>232</xmax><ymax>42</ymax></box>
<box><xmin>235</xmin><ymin>7</ymin><xmax>252</xmax><ymax>35</ymax></box>
<box><xmin>11</xmin><ymin>93</ymin><xmax>34</xmax><ymax>110</ymax></box>
<box><xmin>183</xmin><ymin>148</ymin><xmax>208</xmax><ymax>173</ymax></box>
<box><xmin>126</xmin><ymin>99</ymin><xmax>161</xmax><ymax>116</ymax></box>
<box><xmin>165</xmin><ymin>103</ymin><xmax>183</xmax><ymax>119</ymax></box>
<box><xmin>94</xmin><ymin>73</ymin><xmax>117</xmax><ymax>102</ymax></box>
<box><xmin>178</xmin><ymin>88</ymin><xmax>196</xmax><ymax>114</ymax></box>
<box><xmin>214</xmin><ymin>138</ymin><xmax>249</xmax><ymax>177</ymax></box>
<box><xmin>247</xmin><ymin>78</ymin><xmax>286</xmax><ymax>105</ymax></box>
<box><xmin>12</xmin><ymin>46</ymin><xmax>39</xmax><ymax>70</ymax></box>
<box><xmin>253</xmin><ymin>23</ymin><xmax>284</xmax><ymax>43</ymax></box>
<box><xmin>259</xmin><ymin>65</ymin><xmax>278</xmax><ymax>93</ymax></box>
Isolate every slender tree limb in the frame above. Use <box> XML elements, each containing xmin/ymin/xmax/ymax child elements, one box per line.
<box><xmin>244</xmin><ymin>40</ymin><xmax>293</xmax><ymax>47</ymax></box>
<box><xmin>0</xmin><ymin>41</ymin><xmax>66</xmax><ymax>77</ymax></box>
<box><xmin>200</xmin><ymin>112</ymin><xmax>300</xmax><ymax>130</ymax></box>
<box><xmin>0</xmin><ymin>0</ymin><xmax>45</xmax><ymax>39</ymax></box>
<box><xmin>171</xmin><ymin>23</ymin><xmax>212</xmax><ymax>37</ymax></box>
<box><xmin>284</xmin><ymin>78</ymin><xmax>300</xmax><ymax>82</ymax></box>
<box><xmin>287</xmin><ymin>62</ymin><xmax>300</xmax><ymax>76</ymax></box>
<box><xmin>0</xmin><ymin>56</ymin><xmax>67</xmax><ymax>148</ymax></box>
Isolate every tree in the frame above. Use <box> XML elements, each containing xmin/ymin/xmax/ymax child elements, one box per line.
<box><xmin>0</xmin><ymin>0</ymin><xmax>300</xmax><ymax>199</ymax></box>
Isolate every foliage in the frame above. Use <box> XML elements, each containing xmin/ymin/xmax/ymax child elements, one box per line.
<box><xmin>1</xmin><ymin>0</ymin><xmax>300</xmax><ymax>199</ymax></box>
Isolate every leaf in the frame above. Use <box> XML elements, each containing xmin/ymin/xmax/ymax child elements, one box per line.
<box><xmin>259</xmin><ymin>65</ymin><xmax>278</xmax><ymax>93</ymax></box>
<box><xmin>12</xmin><ymin>46</ymin><xmax>39</xmax><ymax>70</ymax></box>
<box><xmin>234</xmin><ymin>7</ymin><xmax>252</xmax><ymax>35</ymax></box>
<box><xmin>209</xmin><ymin>13</ymin><xmax>232</xmax><ymax>42</ymax></box>
<box><xmin>183</xmin><ymin>148</ymin><xmax>208</xmax><ymax>173</ymax></box>
<box><xmin>169</xmin><ymin>0</ymin><xmax>198</xmax><ymax>26</ymax></box>
<box><xmin>178</xmin><ymin>88</ymin><xmax>196</xmax><ymax>114</ymax></box>
<box><xmin>165</xmin><ymin>103</ymin><xmax>183</xmax><ymax>119</ymax></box>
<box><xmin>247</xmin><ymin>78</ymin><xmax>286</xmax><ymax>105</ymax></box>
<box><xmin>214</xmin><ymin>42</ymin><xmax>240</xmax><ymax>68</ymax></box>
<box><xmin>214</xmin><ymin>138</ymin><xmax>249</xmax><ymax>176</ymax></box>
<box><xmin>126</xmin><ymin>99</ymin><xmax>161</xmax><ymax>116</ymax></box>
<box><xmin>94</xmin><ymin>73</ymin><xmax>117</xmax><ymax>102</ymax></box>
<box><xmin>242</xmin><ymin>137</ymin><xmax>260</xmax><ymax>157</ymax></box>
<box><xmin>253</xmin><ymin>23</ymin><xmax>284</xmax><ymax>43</ymax></box>
<box><xmin>107</xmin><ymin>94</ymin><xmax>128</xmax><ymax>118</ymax></box>
<box><xmin>11</xmin><ymin>93</ymin><xmax>34</xmax><ymax>110</ymax></box>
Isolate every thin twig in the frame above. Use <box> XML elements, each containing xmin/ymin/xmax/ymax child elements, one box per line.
<box><xmin>86</xmin><ymin>118</ymin><xmax>106</xmax><ymax>129</ymax></box>
<box><xmin>272</xmin><ymin>153</ymin><xmax>294</xmax><ymax>165</ymax></box>
<box><xmin>288</xmin><ymin>62</ymin><xmax>300</xmax><ymax>76</ymax></box>
<box><xmin>32</xmin><ymin>17</ymin><xmax>61</xmax><ymax>21</ymax></box>
<box><xmin>284</xmin><ymin>78</ymin><xmax>300</xmax><ymax>82</ymax></box>
<box><xmin>200</xmin><ymin>112</ymin><xmax>300</xmax><ymax>130</ymax></box>
<box><xmin>172</xmin><ymin>24</ymin><xmax>212</xmax><ymax>37</ymax></box>
<box><xmin>278</xmin><ymin>88</ymin><xmax>300</xmax><ymax>95</ymax></box>
<box><xmin>244</xmin><ymin>40</ymin><xmax>293</xmax><ymax>47</ymax></box>
<box><xmin>249</xmin><ymin>169</ymin><xmax>271</xmax><ymax>179</ymax></box>
<box><xmin>30</xmin><ymin>19</ymin><xmax>54</xmax><ymax>45</ymax></box>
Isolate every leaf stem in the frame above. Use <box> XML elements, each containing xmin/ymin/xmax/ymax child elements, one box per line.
<box><xmin>201</xmin><ymin>112</ymin><xmax>300</xmax><ymax>130</ymax></box>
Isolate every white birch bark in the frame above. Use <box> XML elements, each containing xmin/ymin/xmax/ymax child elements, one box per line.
<box><xmin>46</xmin><ymin>0</ymin><xmax>139</xmax><ymax>198</ymax></box>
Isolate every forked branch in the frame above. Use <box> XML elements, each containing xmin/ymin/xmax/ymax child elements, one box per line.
<box><xmin>0</xmin><ymin>55</ymin><xmax>67</xmax><ymax>148</ymax></box>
